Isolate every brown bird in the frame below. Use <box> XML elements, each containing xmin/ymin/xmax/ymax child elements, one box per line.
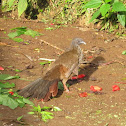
<box><xmin>19</xmin><ymin>38</ymin><xmax>86</xmax><ymax>102</ymax></box>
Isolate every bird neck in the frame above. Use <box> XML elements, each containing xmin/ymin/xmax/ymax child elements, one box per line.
<box><xmin>70</xmin><ymin>44</ymin><xmax>83</xmax><ymax>63</ymax></box>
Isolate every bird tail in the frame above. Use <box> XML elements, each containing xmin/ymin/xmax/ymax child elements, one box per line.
<box><xmin>18</xmin><ymin>78</ymin><xmax>58</xmax><ymax>102</ymax></box>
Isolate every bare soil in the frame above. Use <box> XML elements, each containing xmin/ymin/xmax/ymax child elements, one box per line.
<box><xmin>0</xmin><ymin>17</ymin><xmax>126</xmax><ymax>126</ymax></box>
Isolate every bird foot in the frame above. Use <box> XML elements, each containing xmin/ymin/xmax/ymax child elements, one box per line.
<box><xmin>65</xmin><ymin>90</ymin><xmax>73</xmax><ymax>93</ymax></box>
<box><xmin>65</xmin><ymin>89</ymin><xmax>70</xmax><ymax>92</ymax></box>
<box><xmin>35</xmin><ymin>98</ymin><xmax>44</xmax><ymax>102</ymax></box>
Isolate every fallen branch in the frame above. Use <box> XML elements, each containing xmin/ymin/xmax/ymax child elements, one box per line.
<box><xmin>40</xmin><ymin>39</ymin><xmax>64</xmax><ymax>52</ymax></box>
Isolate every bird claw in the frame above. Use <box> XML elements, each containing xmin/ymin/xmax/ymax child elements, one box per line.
<box><xmin>35</xmin><ymin>98</ymin><xmax>44</xmax><ymax>102</ymax></box>
<box><xmin>65</xmin><ymin>89</ymin><xmax>70</xmax><ymax>92</ymax></box>
<box><xmin>65</xmin><ymin>90</ymin><xmax>73</xmax><ymax>94</ymax></box>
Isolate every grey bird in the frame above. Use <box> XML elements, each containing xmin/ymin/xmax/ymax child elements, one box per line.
<box><xmin>19</xmin><ymin>38</ymin><xmax>86</xmax><ymax>102</ymax></box>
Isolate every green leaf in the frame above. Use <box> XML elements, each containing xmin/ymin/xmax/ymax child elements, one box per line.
<box><xmin>8</xmin><ymin>27</ymin><xmax>26</xmax><ymax>38</ymax></box>
<box><xmin>122</xmin><ymin>50</ymin><xmax>126</xmax><ymax>55</ymax></box>
<box><xmin>15</xmin><ymin>69</ymin><xmax>21</xmax><ymax>72</ymax></box>
<box><xmin>100</xmin><ymin>4</ymin><xmax>110</xmax><ymax>16</ymax></box>
<box><xmin>32</xmin><ymin>105</ymin><xmax>42</xmax><ymax>112</ymax></box>
<box><xmin>85</xmin><ymin>0</ymin><xmax>102</xmax><ymax>8</ymax></box>
<box><xmin>23</xmin><ymin>98</ymin><xmax>34</xmax><ymax>106</ymax></box>
<box><xmin>17</xmin><ymin>115</ymin><xmax>23</xmax><ymax>121</ymax></box>
<box><xmin>39</xmin><ymin>61</ymin><xmax>51</xmax><ymax>65</ymax></box>
<box><xmin>24</xmin><ymin>29</ymin><xmax>42</xmax><ymax>38</ymax></box>
<box><xmin>0</xmin><ymin>74</ymin><xmax>20</xmax><ymax>80</ymax></box>
<box><xmin>58</xmin><ymin>81</ymin><xmax>64</xmax><ymax>90</ymax></box>
<box><xmin>16</xmin><ymin>98</ymin><xmax>25</xmax><ymax>108</ymax></box>
<box><xmin>89</xmin><ymin>10</ymin><xmax>101</xmax><ymax>23</ymax></box>
<box><xmin>58</xmin><ymin>81</ymin><xmax>70</xmax><ymax>91</ymax></box>
<box><xmin>112</xmin><ymin>2</ymin><xmax>126</xmax><ymax>12</ymax></box>
<box><xmin>28</xmin><ymin>112</ymin><xmax>35</xmax><ymax>115</ymax></box>
<box><xmin>1</xmin><ymin>95</ymin><xmax>19</xmax><ymax>109</ymax></box>
<box><xmin>42</xmin><ymin>106</ymin><xmax>51</xmax><ymax>111</ymax></box>
<box><xmin>0</xmin><ymin>89</ymin><xmax>9</xmax><ymax>93</ymax></box>
<box><xmin>117</xmin><ymin>13</ymin><xmax>126</xmax><ymax>27</ymax></box>
<box><xmin>8</xmin><ymin>0</ymin><xmax>15</xmax><ymax>8</ymax></box>
<box><xmin>32</xmin><ymin>106</ymin><xmax>39</xmax><ymax>112</ymax></box>
<box><xmin>8</xmin><ymin>32</ymin><xmax>19</xmax><ymax>38</ymax></box>
<box><xmin>11</xmin><ymin>27</ymin><xmax>27</xmax><ymax>31</ymax></box>
<box><xmin>105</xmin><ymin>0</ymin><xmax>112</xmax><ymax>3</ymax></box>
<box><xmin>0</xmin><ymin>82</ymin><xmax>15</xmax><ymax>88</ymax></box>
<box><xmin>18</xmin><ymin>0</ymin><xmax>28</xmax><ymax>18</ymax></box>
<box><xmin>41</xmin><ymin>111</ymin><xmax>54</xmax><ymax>122</ymax></box>
<box><xmin>45</xmin><ymin>27</ymin><xmax>54</xmax><ymax>30</ymax></box>
<box><xmin>12</xmin><ymin>38</ymin><xmax>23</xmax><ymax>42</ymax></box>
<box><xmin>24</xmin><ymin>42</ymin><xmax>30</xmax><ymax>45</ymax></box>
<box><xmin>0</xmin><ymin>94</ymin><xmax>8</xmax><ymax>104</ymax></box>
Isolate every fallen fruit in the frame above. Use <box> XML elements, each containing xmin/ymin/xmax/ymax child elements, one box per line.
<box><xmin>9</xmin><ymin>91</ymin><xmax>14</xmax><ymax>95</ymax></box>
<box><xmin>0</xmin><ymin>66</ymin><xmax>4</xmax><ymax>70</ymax></box>
<box><xmin>90</xmin><ymin>85</ymin><xmax>102</xmax><ymax>92</ymax></box>
<box><xmin>71</xmin><ymin>74</ymin><xmax>85</xmax><ymax>80</ymax></box>
<box><xmin>77</xmin><ymin>74</ymin><xmax>85</xmax><ymax>79</ymax></box>
<box><xmin>87</xmin><ymin>56</ymin><xmax>93</xmax><ymax>59</ymax></box>
<box><xmin>50</xmin><ymin>23</ymin><xmax>54</xmax><ymax>25</ymax></box>
<box><xmin>112</xmin><ymin>85</ymin><xmax>120</xmax><ymax>91</ymax></box>
<box><xmin>79</xmin><ymin>92</ymin><xmax>88</xmax><ymax>97</ymax></box>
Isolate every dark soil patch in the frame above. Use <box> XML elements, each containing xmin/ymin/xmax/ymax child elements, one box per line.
<box><xmin>0</xmin><ymin>18</ymin><xmax>126</xmax><ymax>126</ymax></box>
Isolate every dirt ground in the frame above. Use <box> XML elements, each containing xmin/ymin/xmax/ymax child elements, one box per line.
<box><xmin>0</xmin><ymin>16</ymin><xmax>126</xmax><ymax>126</ymax></box>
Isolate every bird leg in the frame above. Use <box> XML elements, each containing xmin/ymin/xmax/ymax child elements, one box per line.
<box><xmin>62</xmin><ymin>79</ymin><xmax>69</xmax><ymax>92</ymax></box>
<box><xmin>62</xmin><ymin>64</ymin><xmax>78</xmax><ymax>92</ymax></box>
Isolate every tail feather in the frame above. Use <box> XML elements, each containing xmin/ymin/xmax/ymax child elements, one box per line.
<box><xmin>43</xmin><ymin>91</ymin><xmax>52</xmax><ymax>102</ymax></box>
<box><xmin>49</xmin><ymin>82</ymin><xmax>58</xmax><ymax>97</ymax></box>
<box><xmin>18</xmin><ymin>78</ymin><xmax>58</xmax><ymax>101</ymax></box>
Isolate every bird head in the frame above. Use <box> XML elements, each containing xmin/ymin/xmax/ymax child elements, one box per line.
<box><xmin>71</xmin><ymin>38</ymin><xmax>86</xmax><ymax>49</ymax></box>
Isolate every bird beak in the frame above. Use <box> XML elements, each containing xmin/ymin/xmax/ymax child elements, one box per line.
<box><xmin>80</xmin><ymin>41</ymin><xmax>86</xmax><ymax>45</ymax></box>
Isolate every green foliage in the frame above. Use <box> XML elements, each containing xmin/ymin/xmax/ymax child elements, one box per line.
<box><xmin>2</xmin><ymin>0</ymin><xmax>126</xmax><ymax>30</ymax></box>
<box><xmin>2</xmin><ymin>0</ymin><xmax>28</xmax><ymax>18</ymax></box>
<box><xmin>0</xmin><ymin>82</ymin><xmax>15</xmax><ymax>88</ymax></box>
<box><xmin>12</xmin><ymin>38</ymin><xmax>24</xmax><ymax>42</ymax></box>
<box><xmin>42</xmin><ymin>0</ymin><xmax>88</xmax><ymax>24</ymax></box>
<box><xmin>0</xmin><ymin>81</ymin><xmax>34</xmax><ymax>109</ymax></box>
<box><xmin>84</xmin><ymin>0</ymin><xmax>102</xmax><ymax>8</ymax></box>
<box><xmin>0</xmin><ymin>74</ymin><xmax>20</xmax><ymax>80</ymax></box>
<box><xmin>45</xmin><ymin>27</ymin><xmax>54</xmax><ymax>31</ymax></box>
<box><xmin>15</xmin><ymin>69</ymin><xmax>21</xmax><ymax>72</ymax></box>
<box><xmin>28</xmin><ymin>105</ymin><xmax>62</xmax><ymax>122</ymax></box>
<box><xmin>17</xmin><ymin>115</ymin><xmax>23</xmax><ymax>121</ymax></box>
<box><xmin>0</xmin><ymin>94</ymin><xmax>19</xmax><ymax>109</ymax></box>
<box><xmin>0</xmin><ymin>74</ymin><xmax>34</xmax><ymax>109</ymax></box>
<box><xmin>24</xmin><ymin>29</ymin><xmax>43</xmax><ymax>37</ymax></box>
<box><xmin>39</xmin><ymin>61</ymin><xmax>51</xmax><ymax>65</ymax></box>
<box><xmin>41</xmin><ymin>111</ymin><xmax>54</xmax><ymax>122</ymax></box>
<box><xmin>84</xmin><ymin>0</ymin><xmax>126</xmax><ymax>29</ymax></box>
<box><xmin>58</xmin><ymin>81</ymin><xmax>70</xmax><ymax>91</ymax></box>
<box><xmin>2</xmin><ymin>0</ymin><xmax>88</xmax><ymax>24</ymax></box>
<box><xmin>89</xmin><ymin>10</ymin><xmax>100</xmax><ymax>23</ymax></box>
<box><xmin>18</xmin><ymin>0</ymin><xmax>28</xmax><ymax>18</ymax></box>
<box><xmin>8</xmin><ymin>27</ymin><xmax>42</xmax><ymax>42</ymax></box>
<box><xmin>122</xmin><ymin>50</ymin><xmax>126</xmax><ymax>55</ymax></box>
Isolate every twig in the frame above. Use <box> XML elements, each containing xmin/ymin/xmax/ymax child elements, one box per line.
<box><xmin>38</xmin><ymin>58</ymin><xmax>55</xmax><ymax>61</ymax></box>
<box><xmin>40</xmin><ymin>39</ymin><xmax>64</xmax><ymax>52</ymax></box>
<box><xmin>99</xmin><ymin>61</ymin><xmax>114</xmax><ymax>66</ymax></box>
<box><xmin>12</xmin><ymin>49</ymin><xmax>33</xmax><ymax>61</ymax></box>
<box><xmin>0</xmin><ymin>42</ymin><xmax>18</xmax><ymax>48</ymax></box>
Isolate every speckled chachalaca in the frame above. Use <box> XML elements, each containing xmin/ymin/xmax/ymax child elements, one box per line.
<box><xmin>19</xmin><ymin>38</ymin><xmax>86</xmax><ymax>101</ymax></box>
